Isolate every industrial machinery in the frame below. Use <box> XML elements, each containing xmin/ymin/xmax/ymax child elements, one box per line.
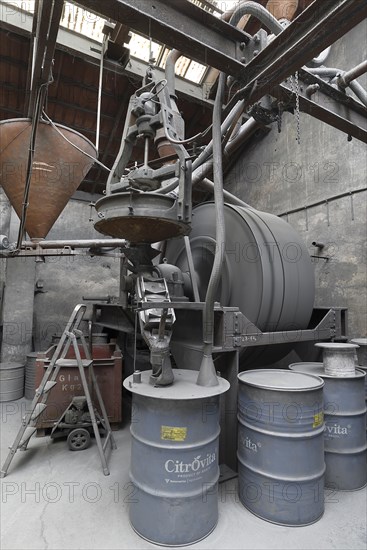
<box><xmin>0</xmin><ymin>0</ymin><xmax>366</xmax><ymax>544</ymax></box>
<box><xmin>51</xmin><ymin>396</ymin><xmax>105</xmax><ymax>451</ymax></box>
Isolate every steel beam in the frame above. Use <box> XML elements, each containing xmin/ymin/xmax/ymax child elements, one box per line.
<box><xmin>76</xmin><ymin>0</ymin><xmax>367</xmax><ymax>89</ymax></box>
<box><xmin>272</xmin><ymin>70</ymin><xmax>367</xmax><ymax>143</ymax></box>
<box><xmin>27</xmin><ymin>0</ymin><xmax>64</xmax><ymax>115</ymax></box>
<box><xmin>75</xmin><ymin>0</ymin><xmax>247</xmax><ymax>76</ymax></box>
<box><xmin>223</xmin><ymin>0</ymin><xmax>367</xmax><ymax>111</ymax></box>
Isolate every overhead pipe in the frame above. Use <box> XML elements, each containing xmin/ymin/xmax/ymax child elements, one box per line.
<box><xmin>192</xmin><ymin>116</ymin><xmax>260</xmax><ymax>185</ymax></box>
<box><xmin>199</xmin><ymin>178</ymin><xmax>253</xmax><ymax>209</ymax></box>
<box><xmin>308</xmin><ymin>66</ymin><xmax>367</xmax><ymax>107</ymax></box>
<box><xmin>228</xmin><ymin>1</ymin><xmax>284</xmax><ymax>34</ymax></box>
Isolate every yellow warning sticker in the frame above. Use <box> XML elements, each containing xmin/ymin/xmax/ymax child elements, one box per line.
<box><xmin>313</xmin><ymin>412</ymin><xmax>324</xmax><ymax>428</ymax></box>
<box><xmin>161</xmin><ymin>426</ymin><xmax>187</xmax><ymax>441</ymax></box>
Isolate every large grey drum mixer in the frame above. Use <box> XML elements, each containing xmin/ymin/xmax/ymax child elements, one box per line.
<box><xmin>165</xmin><ymin>202</ymin><xmax>315</xmax><ymax>367</ymax></box>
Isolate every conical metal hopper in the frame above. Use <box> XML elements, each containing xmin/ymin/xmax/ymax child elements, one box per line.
<box><xmin>0</xmin><ymin>118</ymin><xmax>97</xmax><ymax>239</ymax></box>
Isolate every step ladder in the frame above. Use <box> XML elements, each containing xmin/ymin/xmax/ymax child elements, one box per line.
<box><xmin>1</xmin><ymin>304</ymin><xmax>117</xmax><ymax>478</ymax></box>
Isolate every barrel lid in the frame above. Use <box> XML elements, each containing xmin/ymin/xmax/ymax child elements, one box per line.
<box><xmin>0</xmin><ymin>362</ymin><xmax>24</xmax><ymax>370</ymax></box>
<box><xmin>315</xmin><ymin>342</ymin><xmax>358</xmax><ymax>350</ymax></box>
<box><xmin>238</xmin><ymin>369</ymin><xmax>324</xmax><ymax>390</ymax></box>
<box><xmin>123</xmin><ymin>369</ymin><xmax>230</xmax><ymax>399</ymax></box>
<box><xmin>351</xmin><ymin>338</ymin><xmax>367</xmax><ymax>346</ymax></box>
<box><xmin>289</xmin><ymin>363</ymin><xmax>366</xmax><ymax>379</ymax></box>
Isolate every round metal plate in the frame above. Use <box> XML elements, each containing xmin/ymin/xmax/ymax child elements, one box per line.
<box><xmin>123</xmin><ymin>369</ymin><xmax>230</xmax><ymax>398</ymax></box>
<box><xmin>94</xmin><ymin>192</ymin><xmax>191</xmax><ymax>243</ymax></box>
<box><xmin>238</xmin><ymin>369</ymin><xmax>324</xmax><ymax>390</ymax></box>
<box><xmin>315</xmin><ymin>343</ymin><xmax>359</xmax><ymax>350</ymax></box>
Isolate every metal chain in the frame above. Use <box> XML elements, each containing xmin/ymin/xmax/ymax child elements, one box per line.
<box><xmin>294</xmin><ymin>70</ymin><xmax>301</xmax><ymax>144</ymax></box>
<box><xmin>289</xmin><ymin>72</ymin><xmax>301</xmax><ymax>145</ymax></box>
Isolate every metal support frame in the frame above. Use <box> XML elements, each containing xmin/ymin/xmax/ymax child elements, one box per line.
<box><xmin>74</xmin><ymin>0</ymin><xmax>367</xmax><ymax>142</ymax></box>
<box><xmin>93</xmin><ymin>302</ymin><xmax>347</xmax><ymax>347</ymax></box>
<box><xmin>272</xmin><ymin>69</ymin><xmax>367</xmax><ymax>143</ymax></box>
<box><xmin>27</xmin><ymin>0</ymin><xmax>64</xmax><ymax>116</ymax></box>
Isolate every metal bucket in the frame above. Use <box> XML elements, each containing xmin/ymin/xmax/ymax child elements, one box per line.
<box><xmin>289</xmin><ymin>363</ymin><xmax>367</xmax><ymax>491</ymax></box>
<box><xmin>25</xmin><ymin>352</ymin><xmax>39</xmax><ymax>400</ymax></box>
<box><xmin>237</xmin><ymin>369</ymin><xmax>325</xmax><ymax>526</ymax></box>
<box><xmin>0</xmin><ymin>362</ymin><xmax>24</xmax><ymax>401</ymax></box>
<box><xmin>123</xmin><ymin>369</ymin><xmax>229</xmax><ymax>546</ymax></box>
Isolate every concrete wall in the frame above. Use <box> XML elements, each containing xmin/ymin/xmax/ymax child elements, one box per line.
<box><xmin>0</xmin><ymin>197</ymin><xmax>120</xmax><ymax>358</ymax></box>
<box><xmin>225</xmin><ymin>21</ymin><xmax>367</xmax><ymax>341</ymax></box>
<box><xmin>32</xmin><ymin>198</ymin><xmax>120</xmax><ymax>350</ymax></box>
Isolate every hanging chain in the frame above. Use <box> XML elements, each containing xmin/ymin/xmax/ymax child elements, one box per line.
<box><xmin>289</xmin><ymin>72</ymin><xmax>301</xmax><ymax>145</ymax></box>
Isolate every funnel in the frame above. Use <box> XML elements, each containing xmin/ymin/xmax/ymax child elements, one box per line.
<box><xmin>0</xmin><ymin>118</ymin><xmax>97</xmax><ymax>239</ymax></box>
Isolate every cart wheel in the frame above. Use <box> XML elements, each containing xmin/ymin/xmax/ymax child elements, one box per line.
<box><xmin>67</xmin><ymin>428</ymin><xmax>91</xmax><ymax>451</ymax></box>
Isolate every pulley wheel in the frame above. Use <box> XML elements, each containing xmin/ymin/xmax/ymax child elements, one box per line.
<box><xmin>67</xmin><ymin>428</ymin><xmax>91</xmax><ymax>451</ymax></box>
<box><xmin>165</xmin><ymin>202</ymin><xmax>315</xmax><ymax>367</ymax></box>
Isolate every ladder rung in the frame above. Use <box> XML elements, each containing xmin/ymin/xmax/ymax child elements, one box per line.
<box><xmin>31</xmin><ymin>403</ymin><xmax>47</xmax><ymax>420</ymax></box>
<box><xmin>19</xmin><ymin>427</ymin><xmax>37</xmax><ymax>446</ymax></box>
<box><xmin>39</xmin><ymin>381</ymin><xmax>57</xmax><ymax>394</ymax></box>
<box><xmin>55</xmin><ymin>359</ymin><xmax>92</xmax><ymax>368</ymax></box>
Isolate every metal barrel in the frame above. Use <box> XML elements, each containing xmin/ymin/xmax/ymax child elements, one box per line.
<box><xmin>123</xmin><ymin>369</ymin><xmax>229</xmax><ymax>546</ymax></box>
<box><xmin>315</xmin><ymin>343</ymin><xmax>358</xmax><ymax>376</ymax></box>
<box><xmin>0</xmin><ymin>362</ymin><xmax>24</xmax><ymax>402</ymax></box>
<box><xmin>289</xmin><ymin>363</ymin><xmax>367</xmax><ymax>491</ymax></box>
<box><xmin>237</xmin><ymin>369</ymin><xmax>325</xmax><ymax>526</ymax></box>
<box><xmin>25</xmin><ymin>352</ymin><xmax>38</xmax><ymax>400</ymax></box>
<box><xmin>351</xmin><ymin>338</ymin><xmax>367</xmax><ymax>367</ymax></box>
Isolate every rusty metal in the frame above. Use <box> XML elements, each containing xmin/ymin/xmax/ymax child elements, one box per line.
<box><xmin>95</xmin><ymin>192</ymin><xmax>191</xmax><ymax>243</ymax></box>
<box><xmin>0</xmin><ymin>118</ymin><xmax>97</xmax><ymax>239</ymax></box>
<box><xmin>34</xmin><ymin>343</ymin><xmax>123</xmax><ymax>429</ymax></box>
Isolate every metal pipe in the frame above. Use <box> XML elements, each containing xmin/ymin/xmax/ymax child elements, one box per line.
<box><xmin>192</xmin><ymin>100</ymin><xmax>245</xmax><ymax>171</ymax></box>
<box><xmin>312</xmin><ymin>241</ymin><xmax>325</xmax><ymax>249</ymax></box>
<box><xmin>339</xmin><ymin>60</ymin><xmax>367</xmax><ymax>87</ymax></box>
<box><xmin>96</xmin><ymin>35</ymin><xmax>107</xmax><ymax>152</ymax></box>
<box><xmin>20</xmin><ymin>239</ymin><xmax>128</xmax><ymax>249</ymax></box>
<box><xmin>308</xmin><ymin>67</ymin><xmax>367</xmax><ymax>107</ymax></box>
<box><xmin>348</xmin><ymin>80</ymin><xmax>367</xmax><ymax>106</ymax></box>
<box><xmin>229</xmin><ymin>1</ymin><xmax>283</xmax><ymax>34</ymax></box>
<box><xmin>197</xmin><ymin>72</ymin><xmax>226</xmax><ymax>387</ymax></box>
<box><xmin>192</xmin><ymin>117</ymin><xmax>259</xmax><ymax>185</ymax></box>
<box><xmin>165</xmin><ymin>49</ymin><xmax>182</xmax><ymax>97</ymax></box>
<box><xmin>200</xmin><ymin>178</ymin><xmax>252</xmax><ymax>209</ymax></box>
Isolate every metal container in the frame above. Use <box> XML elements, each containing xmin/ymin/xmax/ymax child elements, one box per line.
<box><xmin>0</xmin><ymin>118</ymin><xmax>96</xmax><ymax>239</ymax></box>
<box><xmin>315</xmin><ymin>342</ymin><xmax>358</xmax><ymax>376</ymax></box>
<box><xmin>165</xmin><ymin>202</ymin><xmax>315</xmax><ymax>368</ymax></box>
<box><xmin>237</xmin><ymin>369</ymin><xmax>325</xmax><ymax>526</ymax></box>
<box><xmin>351</xmin><ymin>338</ymin><xmax>367</xmax><ymax>366</ymax></box>
<box><xmin>0</xmin><ymin>362</ymin><xmax>24</xmax><ymax>402</ymax></box>
<box><xmin>123</xmin><ymin>369</ymin><xmax>229</xmax><ymax>546</ymax></box>
<box><xmin>25</xmin><ymin>352</ymin><xmax>38</xmax><ymax>400</ymax></box>
<box><xmin>289</xmin><ymin>363</ymin><xmax>367</xmax><ymax>491</ymax></box>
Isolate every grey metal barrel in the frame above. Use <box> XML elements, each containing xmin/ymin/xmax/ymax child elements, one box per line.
<box><xmin>289</xmin><ymin>363</ymin><xmax>367</xmax><ymax>491</ymax></box>
<box><xmin>25</xmin><ymin>352</ymin><xmax>38</xmax><ymax>399</ymax></box>
<box><xmin>351</xmin><ymin>338</ymin><xmax>367</xmax><ymax>367</ymax></box>
<box><xmin>123</xmin><ymin>369</ymin><xmax>229</xmax><ymax>546</ymax></box>
<box><xmin>315</xmin><ymin>342</ymin><xmax>358</xmax><ymax>376</ymax></box>
<box><xmin>0</xmin><ymin>362</ymin><xmax>24</xmax><ymax>401</ymax></box>
<box><xmin>237</xmin><ymin>369</ymin><xmax>325</xmax><ymax>526</ymax></box>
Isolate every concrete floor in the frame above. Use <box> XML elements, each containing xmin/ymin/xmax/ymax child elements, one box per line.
<box><xmin>1</xmin><ymin>398</ymin><xmax>366</xmax><ymax>550</ymax></box>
